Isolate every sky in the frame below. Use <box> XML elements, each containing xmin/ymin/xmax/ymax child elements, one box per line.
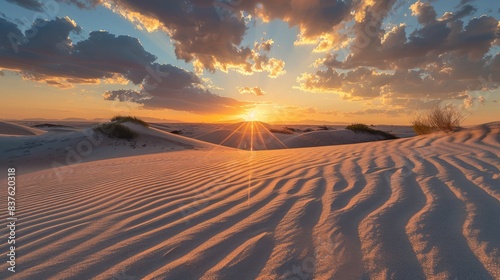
<box><xmin>0</xmin><ymin>0</ymin><xmax>499</xmax><ymax>124</ymax></box>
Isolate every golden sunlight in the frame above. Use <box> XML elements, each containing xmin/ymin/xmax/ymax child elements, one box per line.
<box><xmin>244</xmin><ymin>110</ymin><xmax>259</xmax><ymax>121</ymax></box>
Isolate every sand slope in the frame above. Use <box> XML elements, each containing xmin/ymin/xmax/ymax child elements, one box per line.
<box><xmin>283</xmin><ymin>129</ymin><xmax>386</xmax><ymax>148</ymax></box>
<box><xmin>0</xmin><ymin>121</ymin><xmax>46</xmax><ymax>136</ymax></box>
<box><xmin>0</xmin><ymin>123</ymin><xmax>499</xmax><ymax>279</ymax></box>
<box><xmin>193</xmin><ymin>121</ymin><xmax>388</xmax><ymax>150</ymax></box>
<box><xmin>0</xmin><ymin>123</ymin><xmax>229</xmax><ymax>173</ymax></box>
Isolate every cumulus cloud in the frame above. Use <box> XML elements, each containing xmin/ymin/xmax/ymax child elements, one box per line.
<box><xmin>0</xmin><ymin>17</ymin><xmax>157</xmax><ymax>85</ymax></box>
<box><xmin>0</xmin><ymin>16</ymin><xmax>247</xmax><ymax>115</ymax></box>
<box><xmin>100</xmin><ymin>0</ymin><xmax>285</xmax><ymax>77</ymax></box>
<box><xmin>297</xmin><ymin>1</ymin><xmax>500</xmax><ymax>108</ymax></box>
<box><xmin>104</xmin><ymin>85</ymin><xmax>248</xmax><ymax>115</ymax></box>
<box><xmin>410</xmin><ymin>0</ymin><xmax>437</xmax><ymax>25</ymax></box>
<box><xmin>238</xmin><ymin>86</ymin><xmax>265</xmax><ymax>96</ymax></box>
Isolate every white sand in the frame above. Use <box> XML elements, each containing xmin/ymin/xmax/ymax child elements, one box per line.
<box><xmin>0</xmin><ymin>122</ymin><xmax>228</xmax><ymax>173</ymax></box>
<box><xmin>191</xmin><ymin>122</ymin><xmax>397</xmax><ymax>150</ymax></box>
<box><xmin>0</xmin><ymin>121</ymin><xmax>46</xmax><ymax>136</ymax></box>
<box><xmin>0</xmin><ymin>122</ymin><xmax>499</xmax><ymax>279</ymax></box>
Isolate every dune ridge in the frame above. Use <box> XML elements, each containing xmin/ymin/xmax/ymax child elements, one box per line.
<box><xmin>0</xmin><ymin>123</ymin><xmax>499</xmax><ymax>279</ymax></box>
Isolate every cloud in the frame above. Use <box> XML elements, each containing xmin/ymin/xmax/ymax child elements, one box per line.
<box><xmin>297</xmin><ymin>2</ymin><xmax>499</xmax><ymax>109</ymax></box>
<box><xmin>104</xmin><ymin>86</ymin><xmax>248</xmax><ymax>115</ymax></box>
<box><xmin>0</xmin><ymin>17</ymin><xmax>158</xmax><ymax>85</ymax></box>
<box><xmin>101</xmin><ymin>0</ymin><xmax>285</xmax><ymax>77</ymax></box>
<box><xmin>254</xmin><ymin>39</ymin><xmax>274</xmax><ymax>52</ymax></box>
<box><xmin>344</xmin><ymin>108</ymin><xmax>405</xmax><ymax>117</ymax></box>
<box><xmin>410</xmin><ymin>0</ymin><xmax>437</xmax><ymax>25</ymax></box>
<box><xmin>6</xmin><ymin>0</ymin><xmax>101</xmax><ymax>11</ymax></box>
<box><xmin>6</xmin><ymin>0</ymin><xmax>44</xmax><ymax>11</ymax></box>
<box><xmin>0</xmin><ymin>16</ymin><xmax>247</xmax><ymax>115</ymax></box>
<box><xmin>238</xmin><ymin>86</ymin><xmax>265</xmax><ymax>96</ymax></box>
<box><xmin>103</xmin><ymin>63</ymin><xmax>249</xmax><ymax>115</ymax></box>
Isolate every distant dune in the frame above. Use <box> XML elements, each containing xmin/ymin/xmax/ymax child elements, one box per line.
<box><xmin>0</xmin><ymin>122</ymin><xmax>228</xmax><ymax>173</ymax></box>
<box><xmin>0</xmin><ymin>121</ymin><xmax>46</xmax><ymax>136</ymax></box>
<box><xmin>192</xmin><ymin>121</ymin><xmax>397</xmax><ymax>150</ymax></box>
<box><xmin>0</xmin><ymin>122</ymin><xmax>498</xmax><ymax>279</ymax></box>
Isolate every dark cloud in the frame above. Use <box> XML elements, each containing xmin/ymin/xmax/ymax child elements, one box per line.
<box><xmin>448</xmin><ymin>4</ymin><xmax>477</xmax><ymax>20</ymax></box>
<box><xmin>101</xmin><ymin>0</ymin><xmax>285</xmax><ymax>77</ymax></box>
<box><xmin>458</xmin><ymin>0</ymin><xmax>475</xmax><ymax>7</ymax></box>
<box><xmin>0</xmin><ymin>16</ymin><xmax>247</xmax><ymax>115</ymax></box>
<box><xmin>249</xmin><ymin>0</ymin><xmax>353</xmax><ymax>38</ymax></box>
<box><xmin>0</xmin><ymin>17</ymin><xmax>156</xmax><ymax>84</ymax></box>
<box><xmin>58</xmin><ymin>0</ymin><xmax>101</xmax><ymax>9</ymax></box>
<box><xmin>104</xmin><ymin>82</ymin><xmax>248</xmax><ymax>115</ymax></box>
<box><xmin>5</xmin><ymin>0</ymin><xmax>44</xmax><ymax>11</ymax></box>
<box><xmin>5</xmin><ymin>0</ymin><xmax>101</xmax><ymax>11</ymax></box>
<box><xmin>104</xmin><ymin>62</ymin><xmax>249</xmax><ymax>115</ymax></box>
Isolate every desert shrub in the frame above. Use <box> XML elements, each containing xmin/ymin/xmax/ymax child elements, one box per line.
<box><xmin>411</xmin><ymin>104</ymin><xmax>467</xmax><ymax>135</ymax></box>
<box><xmin>411</xmin><ymin>119</ymin><xmax>436</xmax><ymax>135</ymax></box>
<box><xmin>346</xmin><ymin>123</ymin><xmax>370</xmax><ymax>132</ymax></box>
<box><xmin>318</xmin><ymin>125</ymin><xmax>329</xmax><ymax>130</ymax></box>
<box><xmin>93</xmin><ymin>123</ymin><xmax>138</xmax><ymax>139</ymax></box>
<box><xmin>284</xmin><ymin>127</ymin><xmax>298</xmax><ymax>132</ymax></box>
<box><xmin>346</xmin><ymin>123</ymin><xmax>398</xmax><ymax>139</ymax></box>
<box><xmin>33</xmin><ymin>123</ymin><xmax>73</xmax><ymax>128</ymax></box>
<box><xmin>270</xmin><ymin>127</ymin><xmax>294</xmax><ymax>134</ymax></box>
<box><xmin>111</xmin><ymin>115</ymin><xmax>149</xmax><ymax>127</ymax></box>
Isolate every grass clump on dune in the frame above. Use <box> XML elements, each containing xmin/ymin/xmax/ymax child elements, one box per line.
<box><xmin>270</xmin><ymin>127</ymin><xmax>294</xmax><ymax>134</ymax></box>
<box><xmin>92</xmin><ymin>115</ymin><xmax>148</xmax><ymax>139</ymax></box>
<box><xmin>93</xmin><ymin>123</ymin><xmax>138</xmax><ymax>139</ymax></box>
<box><xmin>346</xmin><ymin>123</ymin><xmax>398</xmax><ymax>139</ymax></box>
<box><xmin>111</xmin><ymin>115</ymin><xmax>149</xmax><ymax>127</ymax></box>
<box><xmin>411</xmin><ymin>104</ymin><xmax>467</xmax><ymax>135</ymax></box>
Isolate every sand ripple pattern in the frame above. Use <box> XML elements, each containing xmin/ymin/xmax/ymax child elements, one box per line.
<box><xmin>1</xmin><ymin>123</ymin><xmax>499</xmax><ymax>280</ymax></box>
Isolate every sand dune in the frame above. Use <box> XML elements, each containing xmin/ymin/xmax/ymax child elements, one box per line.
<box><xmin>0</xmin><ymin>121</ymin><xmax>46</xmax><ymax>136</ymax></box>
<box><xmin>0</xmin><ymin>122</ymin><xmax>228</xmax><ymax>173</ymax></box>
<box><xmin>283</xmin><ymin>129</ymin><xmax>386</xmax><ymax>148</ymax></box>
<box><xmin>0</xmin><ymin>123</ymin><xmax>499</xmax><ymax>279</ymax></box>
<box><xmin>193</xmin><ymin>121</ymin><xmax>391</xmax><ymax>150</ymax></box>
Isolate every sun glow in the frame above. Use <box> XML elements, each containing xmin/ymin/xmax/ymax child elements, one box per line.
<box><xmin>244</xmin><ymin>110</ymin><xmax>259</xmax><ymax>121</ymax></box>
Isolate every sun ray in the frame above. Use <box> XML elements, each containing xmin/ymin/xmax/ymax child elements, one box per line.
<box><xmin>255</xmin><ymin>121</ymin><xmax>288</xmax><ymax>149</ymax></box>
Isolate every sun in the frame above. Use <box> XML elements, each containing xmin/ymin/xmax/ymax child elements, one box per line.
<box><xmin>244</xmin><ymin>110</ymin><xmax>259</xmax><ymax>121</ymax></box>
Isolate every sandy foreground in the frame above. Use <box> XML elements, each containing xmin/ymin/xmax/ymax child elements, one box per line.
<box><xmin>0</xmin><ymin>121</ymin><xmax>499</xmax><ymax>279</ymax></box>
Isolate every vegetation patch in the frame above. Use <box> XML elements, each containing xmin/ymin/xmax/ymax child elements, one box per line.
<box><xmin>411</xmin><ymin>104</ymin><xmax>467</xmax><ymax>135</ymax></box>
<box><xmin>32</xmin><ymin>123</ymin><xmax>75</xmax><ymax>128</ymax></box>
<box><xmin>346</xmin><ymin>123</ymin><xmax>398</xmax><ymax>139</ymax></box>
<box><xmin>111</xmin><ymin>116</ymin><xmax>149</xmax><ymax>127</ymax></box>
<box><xmin>318</xmin><ymin>125</ymin><xmax>329</xmax><ymax>130</ymax></box>
<box><xmin>93</xmin><ymin>123</ymin><xmax>138</xmax><ymax>139</ymax></box>
<box><xmin>270</xmin><ymin>127</ymin><xmax>295</xmax><ymax>134</ymax></box>
<box><xmin>170</xmin><ymin>130</ymin><xmax>183</xmax><ymax>135</ymax></box>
